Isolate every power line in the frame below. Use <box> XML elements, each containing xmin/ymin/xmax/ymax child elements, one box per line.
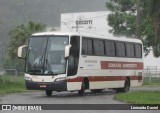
<box><xmin>61</xmin><ymin>14</ymin><xmax>108</xmax><ymax>24</ymax></box>
<box><xmin>61</xmin><ymin>14</ymin><xmax>109</xmax><ymax>32</ymax></box>
<box><xmin>61</xmin><ymin>22</ymin><xmax>72</xmax><ymax>32</ymax></box>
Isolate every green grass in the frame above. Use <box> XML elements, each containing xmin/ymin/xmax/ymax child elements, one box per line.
<box><xmin>115</xmin><ymin>91</ymin><xmax>160</xmax><ymax>104</ymax></box>
<box><xmin>0</xmin><ymin>75</ymin><xmax>26</xmax><ymax>94</ymax></box>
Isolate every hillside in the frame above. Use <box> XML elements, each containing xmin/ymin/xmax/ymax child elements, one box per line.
<box><xmin>0</xmin><ymin>0</ymin><xmax>107</xmax><ymax>44</ymax></box>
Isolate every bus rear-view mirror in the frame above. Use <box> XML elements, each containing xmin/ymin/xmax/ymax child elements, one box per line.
<box><xmin>17</xmin><ymin>45</ymin><xmax>27</xmax><ymax>59</ymax></box>
<box><xmin>65</xmin><ymin>45</ymin><xmax>71</xmax><ymax>58</ymax></box>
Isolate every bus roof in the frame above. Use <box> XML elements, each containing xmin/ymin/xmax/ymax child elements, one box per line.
<box><xmin>32</xmin><ymin>31</ymin><xmax>142</xmax><ymax>44</ymax></box>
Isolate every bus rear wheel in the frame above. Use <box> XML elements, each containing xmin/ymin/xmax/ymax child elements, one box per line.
<box><xmin>116</xmin><ymin>79</ymin><xmax>130</xmax><ymax>93</ymax></box>
<box><xmin>123</xmin><ymin>79</ymin><xmax>130</xmax><ymax>92</ymax></box>
<box><xmin>46</xmin><ymin>90</ymin><xmax>52</xmax><ymax>97</ymax></box>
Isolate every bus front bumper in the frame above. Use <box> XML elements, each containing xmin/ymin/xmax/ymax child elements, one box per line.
<box><xmin>25</xmin><ymin>80</ymin><xmax>67</xmax><ymax>91</ymax></box>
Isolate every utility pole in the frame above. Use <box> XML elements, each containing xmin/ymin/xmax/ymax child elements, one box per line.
<box><xmin>0</xmin><ymin>42</ymin><xmax>3</xmax><ymax>69</ymax></box>
<box><xmin>76</xmin><ymin>21</ymin><xmax>78</xmax><ymax>32</ymax></box>
<box><xmin>76</xmin><ymin>20</ymin><xmax>79</xmax><ymax>32</ymax></box>
<box><xmin>136</xmin><ymin>0</ymin><xmax>140</xmax><ymax>39</ymax></box>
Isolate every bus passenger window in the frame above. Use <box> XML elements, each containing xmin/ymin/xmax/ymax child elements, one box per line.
<box><xmin>82</xmin><ymin>38</ymin><xmax>93</xmax><ymax>55</ymax></box>
<box><xmin>93</xmin><ymin>40</ymin><xmax>104</xmax><ymax>56</ymax></box>
<box><xmin>82</xmin><ymin>38</ymin><xmax>87</xmax><ymax>55</ymax></box>
<box><xmin>87</xmin><ymin>39</ymin><xmax>93</xmax><ymax>55</ymax></box>
<box><xmin>105</xmin><ymin>41</ymin><xmax>116</xmax><ymax>57</ymax></box>
<box><xmin>135</xmin><ymin>44</ymin><xmax>142</xmax><ymax>58</ymax></box>
<box><xmin>126</xmin><ymin>43</ymin><xmax>134</xmax><ymax>57</ymax></box>
<box><xmin>116</xmin><ymin>42</ymin><xmax>126</xmax><ymax>57</ymax></box>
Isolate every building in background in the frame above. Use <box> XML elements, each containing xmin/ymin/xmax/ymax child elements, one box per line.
<box><xmin>61</xmin><ymin>11</ymin><xmax>112</xmax><ymax>36</ymax></box>
<box><xmin>61</xmin><ymin>11</ymin><xmax>160</xmax><ymax>69</ymax></box>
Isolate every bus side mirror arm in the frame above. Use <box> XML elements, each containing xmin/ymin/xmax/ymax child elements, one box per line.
<box><xmin>65</xmin><ymin>45</ymin><xmax>71</xmax><ymax>58</ymax></box>
<box><xmin>17</xmin><ymin>45</ymin><xmax>27</xmax><ymax>59</ymax></box>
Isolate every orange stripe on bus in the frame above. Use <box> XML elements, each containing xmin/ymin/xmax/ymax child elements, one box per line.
<box><xmin>66</xmin><ymin>76</ymin><xmax>142</xmax><ymax>82</ymax></box>
<box><xmin>67</xmin><ymin>77</ymin><xmax>84</xmax><ymax>82</ymax></box>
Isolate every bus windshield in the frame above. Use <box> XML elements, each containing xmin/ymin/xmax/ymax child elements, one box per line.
<box><xmin>26</xmin><ymin>36</ymin><xmax>69</xmax><ymax>75</ymax></box>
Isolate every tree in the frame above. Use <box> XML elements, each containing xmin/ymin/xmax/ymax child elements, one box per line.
<box><xmin>6</xmin><ymin>21</ymin><xmax>46</xmax><ymax>71</ymax></box>
<box><xmin>8</xmin><ymin>21</ymin><xmax>46</xmax><ymax>59</ymax></box>
<box><xmin>149</xmin><ymin>0</ymin><xmax>160</xmax><ymax>57</ymax></box>
<box><xmin>106</xmin><ymin>0</ymin><xmax>160</xmax><ymax>57</ymax></box>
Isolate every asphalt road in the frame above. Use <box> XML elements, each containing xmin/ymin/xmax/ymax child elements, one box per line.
<box><xmin>0</xmin><ymin>86</ymin><xmax>159</xmax><ymax>113</ymax></box>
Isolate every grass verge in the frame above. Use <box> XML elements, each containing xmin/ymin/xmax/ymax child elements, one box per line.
<box><xmin>0</xmin><ymin>75</ymin><xmax>26</xmax><ymax>94</ymax></box>
<box><xmin>115</xmin><ymin>91</ymin><xmax>160</xmax><ymax>104</ymax></box>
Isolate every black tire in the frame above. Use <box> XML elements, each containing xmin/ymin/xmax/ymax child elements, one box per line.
<box><xmin>78</xmin><ymin>81</ymin><xmax>85</xmax><ymax>96</ymax></box>
<box><xmin>116</xmin><ymin>79</ymin><xmax>130</xmax><ymax>93</ymax></box>
<box><xmin>123</xmin><ymin>79</ymin><xmax>130</xmax><ymax>92</ymax></box>
<box><xmin>46</xmin><ymin>90</ymin><xmax>52</xmax><ymax>97</ymax></box>
<box><xmin>91</xmin><ymin>89</ymin><xmax>103</xmax><ymax>93</ymax></box>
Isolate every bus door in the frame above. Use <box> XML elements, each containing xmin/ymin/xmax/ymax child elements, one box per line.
<box><xmin>67</xmin><ymin>36</ymin><xmax>81</xmax><ymax>91</ymax></box>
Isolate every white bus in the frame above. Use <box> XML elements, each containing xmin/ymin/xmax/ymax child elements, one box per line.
<box><xmin>18</xmin><ymin>32</ymin><xmax>143</xmax><ymax>96</ymax></box>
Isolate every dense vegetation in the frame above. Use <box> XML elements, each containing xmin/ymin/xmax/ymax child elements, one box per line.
<box><xmin>106</xmin><ymin>0</ymin><xmax>160</xmax><ymax>57</ymax></box>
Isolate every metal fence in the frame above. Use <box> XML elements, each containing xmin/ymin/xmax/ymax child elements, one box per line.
<box><xmin>0</xmin><ymin>68</ymin><xmax>25</xmax><ymax>94</ymax></box>
<box><xmin>0</xmin><ymin>68</ymin><xmax>18</xmax><ymax>85</ymax></box>
<box><xmin>0</xmin><ymin>68</ymin><xmax>5</xmax><ymax>85</ymax></box>
<box><xmin>143</xmin><ymin>66</ymin><xmax>160</xmax><ymax>85</ymax></box>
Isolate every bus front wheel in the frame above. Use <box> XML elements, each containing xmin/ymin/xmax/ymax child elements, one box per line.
<box><xmin>78</xmin><ymin>81</ymin><xmax>85</xmax><ymax>96</ymax></box>
<box><xmin>46</xmin><ymin>90</ymin><xmax>52</xmax><ymax>97</ymax></box>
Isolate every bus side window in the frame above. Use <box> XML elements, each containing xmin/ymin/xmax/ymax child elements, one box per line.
<box><xmin>116</xmin><ymin>42</ymin><xmax>126</xmax><ymax>57</ymax></box>
<box><xmin>93</xmin><ymin>40</ymin><xmax>105</xmax><ymax>56</ymax></box>
<box><xmin>105</xmin><ymin>40</ymin><xmax>116</xmax><ymax>57</ymax></box>
<box><xmin>67</xmin><ymin>36</ymin><xmax>80</xmax><ymax>76</ymax></box>
<box><xmin>126</xmin><ymin>43</ymin><xmax>135</xmax><ymax>57</ymax></box>
<box><xmin>82</xmin><ymin>37</ymin><xmax>93</xmax><ymax>55</ymax></box>
<box><xmin>82</xmin><ymin>38</ymin><xmax>87</xmax><ymax>55</ymax></box>
<box><xmin>135</xmin><ymin>44</ymin><xmax>142</xmax><ymax>58</ymax></box>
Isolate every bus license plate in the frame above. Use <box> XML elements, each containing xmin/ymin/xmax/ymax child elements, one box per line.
<box><xmin>40</xmin><ymin>85</ymin><xmax>47</xmax><ymax>88</ymax></box>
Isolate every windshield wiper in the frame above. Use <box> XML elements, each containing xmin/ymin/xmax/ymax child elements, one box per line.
<box><xmin>44</xmin><ymin>58</ymin><xmax>53</xmax><ymax>74</ymax></box>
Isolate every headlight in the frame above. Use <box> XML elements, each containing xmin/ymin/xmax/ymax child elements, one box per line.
<box><xmin>25</xmin><ymin>76</ymin><xmax>32</xmax><ymax>81</ymax></box>
<box><xmin>55</xmin><ymin>77</ymin><xmax>66</xmax><ymax>82</ymax></box>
